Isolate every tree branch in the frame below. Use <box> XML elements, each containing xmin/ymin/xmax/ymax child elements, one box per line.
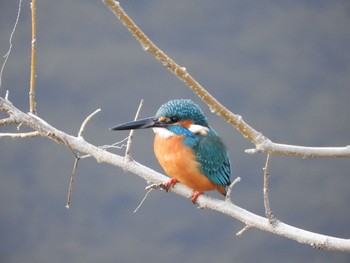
<box><xmin>66</xmin><ymin>155</ymin><xmax>80</xmax><ymax>209</ymax></box>
<box><xmin>1</xmin><ymin>0</ymin><xmax>349</xmax><ymax>254</ymax></box>
<box><xmin>102</xmin><ymin>0</ymin><xmax>264</xmax><ymax>146</ymax></box>
<box><xmin>78</xmin><ymin>108</ymin><xmax>101</xmax><ymax>138</ymax></box>
<box><xmin>0</xmin><ymin>131</ymin><xmax>39</xmax><ymax>138</ymax></box>
<box><xmin>246</xmin><ymin>142</ymin><xmax>350</xmax><ymax>158</ymax></box>
<box><xmin>125</xmin><ymin>99</ymin><xmax>144</xmax><ymax>160</ymax></box>
<box><xmin>102</xmin><ymin>0</ymin><xmax>350</xmax><ymax>159</ymax></box>
<box><xmin>29</xmin><ymin>0</ymin><xmax>37</xmax><ymax>114</ymax></box>
<box><xmin>65</xmin><ymin>109</ymin><xmax>102</xmax><ymax>209</ymax></box>
<box><xmin>1</xmin><ymin>95</ymin><xmax>349</xmax><ymax>253</ymax></box>
<box><xmin>262</xmin><ymin>154</ymin><xmax>277</xmax><ymax>225</ymax></box>
<box><xmin>0</xmin><ymin>117</ymin><xmax>16</xmax><ymax>126</ymax></box>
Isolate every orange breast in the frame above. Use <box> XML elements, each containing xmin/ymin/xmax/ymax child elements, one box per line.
<box><xmin>154</xmin><ymin>133</ymin><xmax>219</xmax><ymax>193</ymax></box>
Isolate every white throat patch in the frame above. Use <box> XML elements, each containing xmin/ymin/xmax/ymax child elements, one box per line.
<box><xmin>153</xmin><ymin>125</ymin><xmax>209</xmax><ymax>138</ymax></box>
<box><xmin>188</xmin><ymin>124</ymin><xmax>209</xmax><ymax>135</ymax></box>
<box><xmin>152</xmin><ymin>127</ymin><xmax>175</xmax><ymax>138</ymax></box>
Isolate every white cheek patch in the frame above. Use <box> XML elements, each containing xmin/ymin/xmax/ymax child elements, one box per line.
<box><xmin>153</xmin><ymin>127</ymin><xmax>175</xmax><ymax>138</ymax></box>
<box><xmin>188</xmin><ymin>124</ymin><xmax>209</xmax><ymax>135</ymax></box>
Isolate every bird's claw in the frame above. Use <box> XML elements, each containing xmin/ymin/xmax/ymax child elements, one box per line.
<box><xmin>162</xmin><ymin>178</ymin><xmax>178</xmax><ymax>192</ymax></box>
<box><xmin>191</xmin><ymin>191</ymin><xmax>202</xmax><ymax>204</ymax></box>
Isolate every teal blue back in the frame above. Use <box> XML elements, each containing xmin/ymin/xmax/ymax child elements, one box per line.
<box><xmin>193</xmin><ymin>129</ymin><xmax>231</xmax><ymax>186</ymax></box>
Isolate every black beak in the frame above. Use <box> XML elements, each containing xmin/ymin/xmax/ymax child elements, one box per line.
<box><xmin>110</xmin><ymin>117</ymin><xmax>166</xmax><ymax>131</ymax></box>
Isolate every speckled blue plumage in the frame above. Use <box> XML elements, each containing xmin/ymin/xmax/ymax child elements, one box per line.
<box><xmin>156</xmin><ymin>99</ymin><xmax>209</xmax><ymax>127</ymax></box>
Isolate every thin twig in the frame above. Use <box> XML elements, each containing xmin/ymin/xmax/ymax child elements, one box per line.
<box><xmin>67</xmin><ymin>109</ymin><xmax>101</xmax><ymax>207</ymax></box>
<box><xmin>0</xmin><ymin>0</ymin><xmax>22</xmax><ymax>91</ymax></box>
<box><xmin>101</xmin><ymin>137</ymin><xmax>129</xmax><ymax>150</ymax></box>
<box><xmin>125</xmin><ymin>99</ymin><xmax>144</xmax><ymax>159</ymax></box>
<box><xmin>0</xmin><ymin>131</ymin><xmax>39</xmax><ymax>138</ymax></box>
<box><xmin>66</xmin><ymin>155</ymin><xmax>80</xmax><ymax>209</ymax></box>
<box><xmin>236</xmin><ymin>225</ymin><xmax>252</xmax><ymax>237</ymax></box>
<box><xmin>79</xmin><ymin>154</ymin><xmax>92</xmax><ymax>159</ymax></box>
<box><xmin>78</xmin><ymin>108</ymin><xmax>101</xmax><ymax>138</ymax></box>
<box><xmin>225</xmin><ymin>176</ymin><xmax>241</xmax><ymax>202</ymax></box>
<box><xmin>133</xmin><ymin>186</ymin><xmax>153</xmax><ymax>213</ymax></box>
<box><xmin>263</xmin><ymin>154</ymin><xmax>278</xmax><ymax>225</ymax></box>
<box><xmin>29</xmin><ymin>0</ymin><xmax>37</xmax><ymax>114</ymax></box>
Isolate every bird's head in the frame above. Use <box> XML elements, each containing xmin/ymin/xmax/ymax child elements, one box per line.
<box><xmin>110</xmin><ymin>99</ymin><xmax>210</xmax><ymax>136</ymax></box>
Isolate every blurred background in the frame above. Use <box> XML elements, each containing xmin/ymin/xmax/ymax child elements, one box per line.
<box><xmin>1</xmin><ymin>0</ymin><xmax>350</xmax><ymax>262</ymax></box>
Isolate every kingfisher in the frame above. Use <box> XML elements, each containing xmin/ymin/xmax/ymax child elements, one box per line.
<box><xmin>110</xmin><ymin>99</ymin><xmax>231</xmax><ymax>203</ymax></box>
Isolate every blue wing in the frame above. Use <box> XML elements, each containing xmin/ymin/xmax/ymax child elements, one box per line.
<box><xmin>193</xmin><ymin>129</ymin><xmax>231</xmax><ymax>186</ymax></box>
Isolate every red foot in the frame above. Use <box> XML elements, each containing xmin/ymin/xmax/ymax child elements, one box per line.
<box><xmin>163</xmin><ymin>178</ymin><xmax>178</xmax><ymax>192</ymax></box>
<box><xmin>191</xmin><ymin>191</ymin><xmax>203</xmax><ymax>204</ymax></box>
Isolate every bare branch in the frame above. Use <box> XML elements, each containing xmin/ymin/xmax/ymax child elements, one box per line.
<box><xmin>125</xmin><ymin>99</ymin><xmax>144</xmax><ymax>159</ymax></box>
<box><xmin>102</xmin><ymin>0</ymin><xmax>350</xmax><ymax>159</ymax></box>
<box><xmin>134</xmin><ymin>184</ymin><xmax>154</xmax><ymax>213</ymax></box>
<box><xmin>236</xmin><ymin>225</ymin><xmax>252</xmax><ymax>237</ymax></box>
<box><xmin>66</xmin><ymin>156</ymin><xmax>80</xmax><ymax>209</ymax></box>
<box><xmin>262</xmin><ymin>154</ymin><xmax>278</xmax><ymax>225</ymax></box>
<box><xmin>1</xmin><ymin>96</ymin><xmax>349</xmax><ymax>252</ymax></box>
<box><xmin>29</xmin><ymin>0</ymin><xmax>37</xmax><ymax>114</ymax></box>
<box><xmin>0</xmin><ymin>131</ymin><xmax>39</xmax><ymax>138</ymax></box>
<box><xmin>102</xmin><ymin>0</ymin><xmax>264</xmax><ymax>145</ymax></box>
<box><xmin>225</xmin><ymin>176</ymin><xmax>241</xmax><ymax>202</ymax></box>
<box><xmin>1</xmin><ymin>0</ymin><xmax>348</xmax><ymax>253</ymax></box>
<box><xmin>246</xmin><ymin>142</ymin><xmax>350</xmax><ymax>158</ymax></box>
<box><xmin>0</xmin><ymin>117</ymin><xmax>16</xmax><ymax>126</ymax></box>
<box><xmin>78</xmin><ymin>108</ymin><xmax>101</xmax><ymax>138</ymax></box>
<box><xmin>66</xmin><ymin>108</ymin><xmax>101</xmax><ymax>208</ymax></box>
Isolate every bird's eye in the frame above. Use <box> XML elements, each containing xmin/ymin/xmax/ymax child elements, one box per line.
<box><xmin>170</xmin><ymin>116</ymin><xmax>179</xmax><ymax>123</ymax></box>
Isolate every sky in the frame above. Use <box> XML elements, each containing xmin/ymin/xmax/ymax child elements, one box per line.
<box><xmin>1</xmin><ymin>0</ymin><xmax>350</xmax><ymax>262</ymax></box>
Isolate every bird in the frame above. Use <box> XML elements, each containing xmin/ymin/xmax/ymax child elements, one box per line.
<box><xmin>110</xmin><ymin>99</ymin><xmax>231</xmax><ymax>203</ymax></box>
